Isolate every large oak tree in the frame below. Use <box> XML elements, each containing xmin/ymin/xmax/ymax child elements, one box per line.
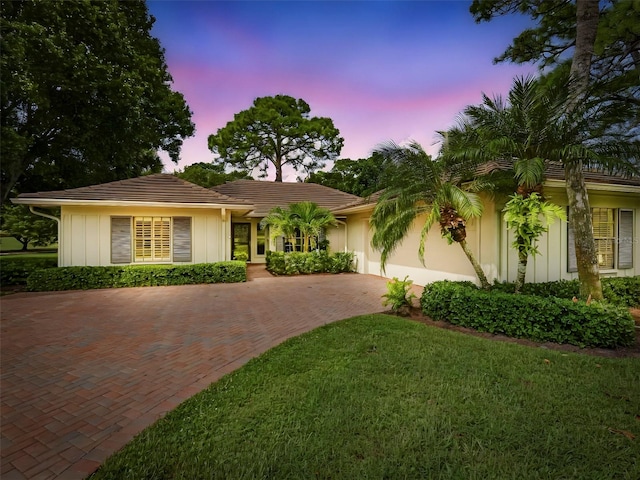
<box><xmin>208</xmin><ymin>95</ymin><xmax>343</xmax><ymax>182</ymax></box>
<box><xmin>1</xmin><ymin>0</ymin><xmax>195</xmax><ymax>204</ymax></box>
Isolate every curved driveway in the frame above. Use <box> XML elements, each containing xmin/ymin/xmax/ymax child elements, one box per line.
<box><xmin>1</xmin><ymin>271</ymin><xmax>392</xmax><ymax>479</ymax></box>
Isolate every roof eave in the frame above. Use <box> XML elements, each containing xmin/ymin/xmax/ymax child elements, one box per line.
<box><xmin>11</xmin><ymin>198</ymin><xmax>254</xmax><ymax>209</ymax></box>
<box><xmin>544</xmin><ymin>179</ymin><xmax>640</xmax><ymax>194</ymax></box>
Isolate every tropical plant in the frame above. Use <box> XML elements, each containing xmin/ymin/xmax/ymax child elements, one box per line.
<box><xmin>382</xmin><ymin>276</ymin><xmax>417</xmax><ymax>314</ymax></box>
<box><xmin>370</xmin><ymin>141</ymin><xmax>490</xmax><ymax>289</ymax></box>
<box><xmin>502</xmin><ymin>193</ymin><xmax>565</xmax><ymax>293</ymax></box>
<box><xmin>261</xmin><ymin>201</ymin><xmax>336</xmax><ymax>253</ymax></box>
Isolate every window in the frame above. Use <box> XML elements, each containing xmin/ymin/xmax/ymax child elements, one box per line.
<box><xmin>110</xmin><ymin>216</ymin><xmax>192</xmax><ymax>264</ymax></box>
<box><xmin>567</xmin><ymin>208</ymin><xmax>634</xmax><ymax>272</ymax></box>
<box><xmin>257</xmin><ymin>223</ymin><xmax>267</xmax><ymax>255</ymax></box>
<box><xmin>135</xmin><ymin>217</ymin><xmax>171</xmax><ymax>262</ymax></box>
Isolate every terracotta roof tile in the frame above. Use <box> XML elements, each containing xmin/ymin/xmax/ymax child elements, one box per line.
<box><xmin>15</xmin><ymin>174</ymin><xmax>252</xmax><ymax>206</ymax></box>
<box><xmin>211</xmin><ymin>179</ymin><xmax>362</xmax><ymax>216</ymax></box>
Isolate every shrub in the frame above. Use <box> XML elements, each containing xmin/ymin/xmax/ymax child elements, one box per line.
<box><xmin>491</xmin><ymin>276</ymin><xmax>640</xmax><ymax>307</ymax></box>
<box><xmin>0</xmin><ymin>256</ymin><xmax>58</xmax><ymax>285</ymax></box>
<box><xmin>421</xmin><ymin>281</ymin><xmax>635</xmax><ymax>348</ymax></box>
<box><xmin>26</xmin><ymin>261</ymin><xmax>246</xmax><ymax>292</ymax></box>
<box><xmin>265</xmin><ymin>250</ymin><xmax>355</xmax><ymax>275</ymax></box>
<box><xmin>382</xmin><ymin>276</ymin><xmax>417</xmax><ymax>313</ymax></box>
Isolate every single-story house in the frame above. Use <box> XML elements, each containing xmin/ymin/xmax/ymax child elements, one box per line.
<box><xmin>12</xmin><ymin>166</ymin><xmax>639</xmax><ymax>285</ymax></box>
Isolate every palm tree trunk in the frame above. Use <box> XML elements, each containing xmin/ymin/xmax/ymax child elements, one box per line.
<box><xmin>515</xmin><ymin>248</ymin><xmax>528</xmax><ymax>294</ymax></box>
<box><xmin>458</xmin><ymin>239</ymin><xmax>490</xmax><ymax>290</ymax></box>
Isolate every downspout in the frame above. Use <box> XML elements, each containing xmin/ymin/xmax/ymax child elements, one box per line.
<box><xmin>335</xmin><ymin>219</ymin><xmax>348</xmax><ymax>252</ymax></box>
<box><xmin>29</xmin><ymin>206</ymin><xmax>62</xmax><ymax>267</ymax></box>
<box><xmin>221</xmin><ymin>208</ymin><xmax>227</xmax><ymax>261</ymax></box>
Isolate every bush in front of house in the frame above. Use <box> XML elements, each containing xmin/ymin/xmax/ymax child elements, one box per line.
<box><xmin>265</xmin><ymin>250</ymin><xmax>355</xmax><ymax>275</ymax></box>
<box><xmin>491</xmin><ymin>276</ymin><xmax>640</xmax><ymax>308</ymax></box>
<box><xmin>0</xmin><ymin>256</ymin><xmax>58</xmax><ymax>285</ymax></box>
<box><xmin>420</xmin><ymin>280</ymin><xmax>635</xmax><ymax>348</ymax></box>
<box><xmin>26</xmin><ymin>261</ymin><xmax>246</xmax><ymax>292</ymax></box>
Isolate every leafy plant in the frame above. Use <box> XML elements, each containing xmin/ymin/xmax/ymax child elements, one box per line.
<box><xmin>382</xmin><ymin>276</ymin><xmax>417</xmax><ymax>314</ymax></box>
<box><xmin>233</xmin><ymin>251</ymin><xmax>249</xmax><ymax>262</ymax></box>
<box><xmin>265</xmin><ymin>250</ymin><xmax>354</xmax><ymax>275</ymax></box>
<box><xmin>0</xmin><ymin>256</ymin><xmax>58</xmax><ymax>285</ymax></box>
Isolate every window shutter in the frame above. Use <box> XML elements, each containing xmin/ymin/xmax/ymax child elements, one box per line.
<box><xmin>618</xmin><ymin>209</ymin><xmax>633</xmax><ymax>269</ymax></box>
<box><xmin>173</xmin><ymin>217</ymin><xmax>192</xmax><ymax>262</ymax></box>
<box><xmin>567</xmin><ymin>208</ymin><xmax>577</xmax><ymax>273</ymax></box>
<box><xmin>275</xmin><ymin>236</ymin><xmax>284</xmax><ymax>252</ymax></box>
<box><xmin>111</xmin><ymin>217</ymin><xmax>132</xmax><ymax>264</ymax></box>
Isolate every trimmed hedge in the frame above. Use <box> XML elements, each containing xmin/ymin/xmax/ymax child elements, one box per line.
<box><xmin>0</xmin><ymin>257</ymin><xmax>58</xmax><ymax>285</ymax></box>
<box><xmin>421</xmin><ymin>281</ymin><xmax>636</xmax><ymax>348</ymax></box>
<box><xmin>26</xmin><ymin>261</ymin><xmax>247</xmax><ymax>292</ymax></box>
<box><xmin>265</xmin><ymin>250</ymin><xmax>355</xmax><ymax>275</ymax></box>
<box><xmin>491</xmin><ymin>276</ymin><xmax>640</xmax><ymax>308</ymax></box>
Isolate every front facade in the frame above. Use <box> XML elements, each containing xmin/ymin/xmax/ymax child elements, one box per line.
<box><xmin>13</xmin><ymin>171</ymin><xmax>639</xmax><ymax>285</ymax></box>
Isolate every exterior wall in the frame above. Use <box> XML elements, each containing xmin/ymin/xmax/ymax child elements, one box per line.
<box><xmin>344</xmin><ymin>197</ymin><xmax>500</xmax><ymax>287</ymax></box>
<box><xmin>60</xmin><ymin>205</ymin><xmax>224</xmax><ymax>267</ymax></box>
<box><xmin>500</xmin><ymin>187</ymin><xmax>640</xmax><ymax>282</ymax></box>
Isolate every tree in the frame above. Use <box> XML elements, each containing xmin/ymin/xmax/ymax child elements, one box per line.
<box><xmin>1</xmin><ymin>204</ymin><xmax>57</xmax><ymax>251</ymax></box>
<box><xmin>370</xmin><ymin>141</ymin><xmax>490</xmax><ymax>290</ymax></box>
<box><xmin>175</xmin><ymin>163</ymin><xmax>252</xmax><ymax>188</ymax></box>
<box><xmin>441</xmin><ymin>75</ymin><xmax>638</xmax><ymax>293</ymax></box>
<box><xmin>261</xmin><ymin>201</ymin><xmax>336</xmax><ymax>253</ymax></box>
<box><xmin>469</xmin><ymin>0</ymin><xmax>640</xmax><ymax>299</ymax></box>
<box><xmin>305</xmin><ymin>153</ymin><xmax>388</xmax><ymax>196</ymax></box>
<box><xmin>1</xmin><ymin>0</ymin><xmax>195</xmax><ymax>204</ymax></box>
<box><xmin>208</xmin><ymin>95</ymin><xmax>343</xmax><ymax>182</ymax></box>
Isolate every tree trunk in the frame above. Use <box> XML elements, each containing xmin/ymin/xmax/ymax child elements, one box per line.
<box><xmin>458</xmin><ymin>239</ymin><xmax>490</xmax><ymax>290</ymax></box>
<box><xmin>515</xmin><ymin>247</ymin><xmax>528</xmax><ymax>294</ymax></box>
<box><xmin>565</xmin><ymin>0</ymin><xmax>603</xmax><ymax>300</ymax></box>
<box><xmin>565</xmin><ymin>159</ymin><xmax>603</xmax><ymax>300</ymax></box>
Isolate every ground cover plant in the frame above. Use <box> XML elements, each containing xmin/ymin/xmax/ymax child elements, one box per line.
<box><xmin>89</xmin><ymin>315</ymin><xmax>639</xmax><ymax>479</ymax></box>
<box><xmin>26</xmin><ymin>261</ymin><xmax>246</xmax><ymax>291</ymax></box>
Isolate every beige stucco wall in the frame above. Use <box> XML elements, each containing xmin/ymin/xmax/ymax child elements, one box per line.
<box><xmin>60</xmin><ymin>205</ymin><xmax>226</xmax><ymax>267</ymax></box>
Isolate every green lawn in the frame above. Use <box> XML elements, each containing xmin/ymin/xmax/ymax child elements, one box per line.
<box><xmin>0</xmin><ymin>235</ymin><xmax>57</xmax><ymax>253</ymax></box>
<box><xmin>90</xmin><ymin>315</ymin><xmax>640</xmax><ymax>479</ymax></box>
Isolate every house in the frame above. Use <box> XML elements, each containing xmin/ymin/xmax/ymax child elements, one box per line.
<box><xmin>12</xmin><ymin>168</ymin><xmax>639</xmax><ymax>285</ymax></box>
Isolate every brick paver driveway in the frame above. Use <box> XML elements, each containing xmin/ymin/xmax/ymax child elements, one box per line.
<box><xmin>1</xmin><ymin>271</ymin><xmax>391</xmax><ymax>479</ymax></box>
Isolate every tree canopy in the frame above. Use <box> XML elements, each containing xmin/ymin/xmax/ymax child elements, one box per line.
<box><xmin>175</xmin><ymin>163</ymin><xmax>252</xmax><ymax>188</ymax></box>
<box><xmin>208</xmin><ymin>95</ymin><xmax>343</xmax><ymax>182</ymax></box>
<box><xmin>0</xmin><ymin>0</ymin><xmax>195</xmax><ymax>204</ymax></box>
<box><xmin>305</xmin><ymin>153</ymin><xmax>388</xmax><ymax>196</ymax></box>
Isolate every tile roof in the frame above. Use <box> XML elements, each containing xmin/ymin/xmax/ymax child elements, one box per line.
<box><xmin>15</xmin><ymin>174</ymin><xmax>252</xmax><ymax>206</ymax></box>
<box><xmin>477</xmin><ymin>160</ymin><xmax>640</xmax><ymax>186</ymax></box>
<box><xmin>211</xmin><ymin>179</ymin><xmax>362</xmax><ymax>216</ymax></box>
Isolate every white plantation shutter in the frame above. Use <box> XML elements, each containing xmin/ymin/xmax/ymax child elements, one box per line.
<box><xmin>567</xmin><ymin>208</ymin><xmax>577</xmax><ymax>273</ymax></box>
<box><xmin>618</xmin><ymin>209</ymin><xmax>633</xmax><ymax>269</ymax></box>
<box><xmin>173</xmin><ymin>217</ymin><xmax>192</xmax><ymax>262</ymax></box>
<box><xmin>111</xmin><ymin>217</ymin><xmax>132</xmax><ymax>264</ymax></box>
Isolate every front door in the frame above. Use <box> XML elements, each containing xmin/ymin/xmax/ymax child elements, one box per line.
<box><xmin>232</xmin><ymin>223</ymin><xmax>251</xmax><ymax>261</ymax></box>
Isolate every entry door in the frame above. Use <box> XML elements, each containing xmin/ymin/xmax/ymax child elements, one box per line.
<box><xmin>232</xmin><ymin>223</ymin><xmax>251</xmax><ymax>261</ymax></box>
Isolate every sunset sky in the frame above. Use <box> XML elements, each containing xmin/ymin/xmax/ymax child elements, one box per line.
<box><xmin>147</xmin><ymin>0</ymin><xmax>536</xmax><ymax>180</ymax></box>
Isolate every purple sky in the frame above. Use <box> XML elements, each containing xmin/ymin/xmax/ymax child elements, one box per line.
<box><xmin>148</xmin><ymin>0</ymin><xmax>536</xmax><ymax>180</ymax></box>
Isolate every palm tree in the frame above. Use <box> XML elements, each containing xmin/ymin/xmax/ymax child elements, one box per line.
<box><xmin>260</xmin><ymin>206</ymin><xmax>298</xmax><ymax>251</ymax></box>
<box><xmin>288</xmin><ymin>201</ymin><xmax>336</xmax><ymax>252</ymax></box>
<box><xmin>370</xmin><ymin>141</ymin><xmax>490</xmax><ymax>290</ymax></box>
<box><xmin>441</xmin><ymin>75</ymin><xmax>640</xmax><ymax>299</ymax></box>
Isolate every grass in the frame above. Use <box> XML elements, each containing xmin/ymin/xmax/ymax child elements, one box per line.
<box><xmin>0</xmin><ymin>235</ymin><xmax>57</xmax><ymax>253</ymax></box>
<box><xmin>90</xmin><ymin>315</ymin><xmax>640</xmax><ymax>480</ymax></box>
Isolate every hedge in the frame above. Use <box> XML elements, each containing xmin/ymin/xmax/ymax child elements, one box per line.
<box><xmin>265</xmin><ymin>250</ymin><xmax>355</xmax><ymax>275</ymax></box>
<box><xmin>0</xmin><ymin>257</ymin><xmax>59</xmax><ymax>285</ymax></box>
<box><xmin>26</xmin><ymin>261</ymin><xmax>246</xmax><ymax>292</ymax></box>
<box><xmin>491</xmin><ymin>276</ymin><xmax>640</xmax><ymax>308</ymax></box>
<box><xmin>421</xmin><ymin>281</ymin><xmax>636</xmax><ymax>348</ymax></box>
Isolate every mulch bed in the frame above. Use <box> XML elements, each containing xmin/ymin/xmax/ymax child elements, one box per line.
<box><xmin>390</xmin><ymin>306</ymin><xmax>640</xmax><ymax>359</ymax></box>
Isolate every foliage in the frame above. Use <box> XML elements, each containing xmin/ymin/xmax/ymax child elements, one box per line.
<box><xmin>0</xmin><ymin>204</ymin><xmax>57</xmax><ymax>250</ymax></box>
<box><xmin>421</xmin><ymin>281</ymin><xmax>635</xmax><ymax>348</ymax></box>
<box><xmin>0</xmin><ymin>256</ymin><xmax>58</xmax><ymax>285</ymax></box>
<box><xmin>262</xmin><ymin>201</ymin><xmax>336</xmax><ymax>253</ymax></box>
<box><xmin>0</xmin><ymin>0</ymin><xmax>194</xmax><ymax>204</ymax></box>
<box><xmin>208</xmin><ymin>95</ymin><xmax>343</xmax><ymax>182</ymax></box>
<box><xmin>265</xmin><ymin>250</ymin><xmax>354</xmax><ymax>275</ymax></box>
<box><xmin>305</xmin><ymin>153</ymin><xmax>388</xmax><ymax>196</ymax></box>
<box><xmin>370</xmin><ymin>141</ymin><xmax>490</xmax><ymax>289</ymax></box>
<box><xmin>233</xmin><ymin>251</ymin><xmax>249</xmax><ymax>262</ymax></box>
<box><xmin>26</xmin><ymin>262</ymin><xmax>246</xmax><ymax>292</ymax></box>
<box><xmin>492</xmin><ymin>276</ymin><xmax>640</xmax><ymax>308</ymax></box>
<box><xmin>381</xmin><ymin>276</ymin><xmax>417</xmax><ymax>313</ymax></box>
<box><xmin>174</xmin><ymin>163</ymin><xmax>252</xmax><ymax>188</ymax></box>
<box><xmin>89</xmin><ymin>315</ymin><xmax>640</xmax><ymax>480</ymax></box>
